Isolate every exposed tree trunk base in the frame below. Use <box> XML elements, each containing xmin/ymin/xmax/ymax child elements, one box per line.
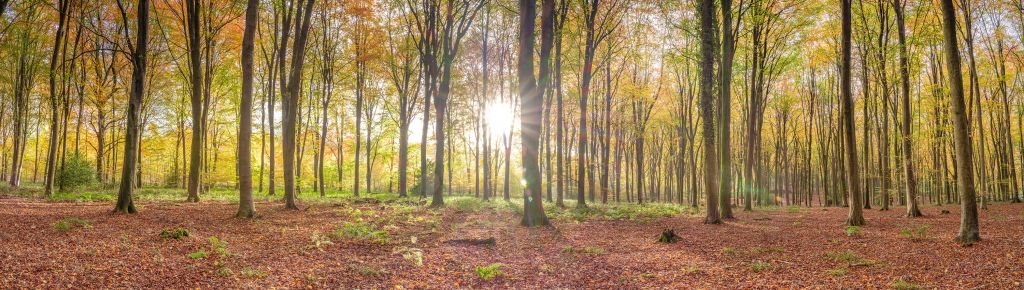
<box><xmin>954</xmin><ymin>233</ymin><xmax>979</xmax><ymax>245</ymax></box>
<box><xmin>656</xmin><ymin>229</ymin><xmax>679</xmax><ymax>243</ymax></box>
<box><xmin>235</xmin><ymin>210</ymin><xmax>256</xmax><ymax>219</ymax></box>
<box><xmin>846</xmin><ymin>216</ymin><xmax>865</xmax><ymax>226</ymax></box>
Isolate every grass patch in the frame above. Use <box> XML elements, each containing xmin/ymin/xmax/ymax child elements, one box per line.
<box><xmin>825</xmin><ymin>250</ymin><xmax>875</xmax><ymax>267</ymax></box>
<box><xmin>159</xmin><ymin>227</ymin><xmax>190</xmax><ymax>240</ymax></box>
<box><xmin>350</xmin><ymin>263</ymin><xmax>385</xmax><ymax>277</ymax></box>
<box><xmin>680</xmin><ymin>265</ymin><xmax>701</xmax><ymax>274</ymax></box>
<box><xmin>721</xmin><ymin>247</ymin><xmax>737</xmax><ymax>256</ymax></box>
<box><xmin>750</xmin><ymin>261</ymin><xmax>772</xmax><ymax>272</ymax></box>
<box><xmin>844</xmin><ymin>225</ymin><xmax>862</xmax><ymax>237</ymax></box>
<box><xmin>786</xmin><ymin>206</ymin><xmax>801</xmax><ymax>213</ymax></box>
<box><xmin>891</xmin><ymin>278</ymin><xmax>921</xmax><ymax>290</ymax></box>
<box><xmin>899</xmin><ymin>225</ymin><xmax>931</xmax><ymax>241</ymax></box>
<box><xmin>53</xmin><ymin>217</ymin><xmax>92</xmax><ymax>231</ymax></box>
<box><xmin>474</xmin><ymin>263</ymin><xmax>505</xmax><ymax>281</ymax></box>
<box><xmin>749</xmin><ymin>246</ymin><xmax>785</xmax><ymax>255</ymax></box>
<box><xmin>216</xmin><ymin>267</ymin><xmax>234</xmax><ymax>277</ymax></box>
<box><xmin>187</xmin><ymin>250</ymin><xmax>208</xmax><ymax>259</ymax></box>
<box><xmin>448</xmin><ymin>197</ymin><xmax>486</xmax><ymax>212</ymax></box>
<box><xmin>240</xmin><ymin>267</ymin><xmax>267</xmax><ymax>279</ymax></box>
<box><xmin>826</xmin><ymin>267</ymin><xmax>848</xmax><ymax>277</ymax></box>
<box><xmin>333</xmin><ymin>221</ymin><xmax>389</xmax><ymax>244</ymax></box>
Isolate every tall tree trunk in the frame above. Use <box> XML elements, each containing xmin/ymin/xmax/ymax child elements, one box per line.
<box><xmin>114</xmin><ymin>0</ymin><xmax>149</xmax><ymax>214</ymax></box>
<box><xmin>699</xmin><ymin>0</ymin><xmax>721</xmax><ymax>224</ymax></box>
<box><xmin>718</xmin><ymin>0</ymin><xmax>735</xmax><ymax>219</ymax></box>
<box><xmin>281</xmin><ymin>0</ymin><xmax>316</xmax><ymax>210</ymax></box>
<box><xmin>939</xmin><ymin>0</ymin><xmax>980</xmax><ymax>243</ymax></box>
<box><xmin>841</xmin><ymin>0</ymin><xmax>865</xmax><ymax>226</ymax></box>
<box><xmin>44</xmin><ymin>0</ymin><xmax>70</xmax><ymax>196</ymax></box>
<box><xmin>894</xmin><ymin>0</ymin><xmax>921</xmax><ymax>217</ymax></box>
<box><xmin>236</xmin><ymin>0</ymin><xmax>259</xmax><ymax>218</ymax></box>
<box><xmin>519</xmin><ymin>0</ymin><xmax>548</xmax><ymax>226</ymax></box>
<box><xmin>185</xmin><ymin>0</ymin><xmax>204</xmax><ymax>203</ymax></box>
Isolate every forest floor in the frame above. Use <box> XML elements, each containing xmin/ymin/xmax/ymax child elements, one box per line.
<box><xmin>1</xmin><ymin>190</ymin><xmax>1023</xmax><ymax>289</ymax></box>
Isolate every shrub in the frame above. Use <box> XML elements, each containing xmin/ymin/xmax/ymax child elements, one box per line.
<box><xmin>56</xmin><ymin>153</ymin><xmax>96</xmax><ymax>190</ymax></box>
<box><xmin>159</xmin><ymin>227</ymin><xmax>190</xmax><ymax>240</ymax></box>
<box><xmin>474</xmin><ymin>263</ymin><xmax>505</xmax><ymax>281</ymax></box>
<box><xmin>844</xmin><ymin>225</ymin><xmax>862</xmax><ymax>237</ymax></box>
<box><xmin>409</xmin><ymin>161</ymin><xmax>435</xmax><ymax>195</ymax></box>
<box><xmin>53</xmin><ymin>217</ymin><xmax>92</xmax><ymax>231</ymax></box>
<box><xmin>899</xmin><ymin>225</ymin><xmax>931</xmax><ymax>241</ymax></box>
<box><xmin>209</xmin><ymin>236</ymin><xmax>232</xmax><ymax>258</ymax></box>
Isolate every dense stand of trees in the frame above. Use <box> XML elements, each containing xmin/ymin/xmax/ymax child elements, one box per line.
<box><xmin>0</xmin><ymin>0</ymin><xmax>1013</xmax><ymax>239</ymax></box>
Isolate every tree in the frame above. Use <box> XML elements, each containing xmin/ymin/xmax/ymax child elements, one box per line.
<box><xmin>236</xmin><ymin>0</ymin><xmax>259</xmax><ymax>218</ymax></box>
<box><xmin>698</xmin><ymin>0</ymin><xmax>720</xmax><ymax>224</ymax></box>
<box><xmin>717</xmin><ymin>0</ymin><xmax>740</xmax><ymax>218</ymax></box>
<box><xmin>385</xmin><ymin>4</ymin><xmax>420</xmax><ymax>198</ymax></box>
<box><xmin>518</xmin><ymin>0</ymin><xmax>550</xmax><ymax>227</ymax></box>
<box><xmin>893</xmin><ymin>0</ymin><xmax>921</xmax><ymax>217</ymax></box>
<box><xmin>44</xmin><ymin>0</ymin><xmax>72</xmax><ymax>196</ymax></box>
<box><xmin>577</xmin><ymin>0</ymin><xmax>622</xmax><ymax>209</ymax></box>
<box><xmin>840</xmin><ymin>0</ymin><xmax>865</xmax><ymax>226</ymax></box>
<box><xmin>938</xmin><ymin>0</ymin><xmax>980</xmax><ymax>244</ymax></box>
<box><xmin>408</xmin><ymin>0</ymin><xmax>485</xmax><ymax>208</ymax></box>
<box><xmin>183</xmin><ymin>0</ymin><xmax>204</xmax><ymax>203</ymax></box>
<box><xmin>281</xmin><ymin>0</ymin><xmax>317</xmax><ymax>210</ymax></box>
<box><xmin>113</xmin><ymin>0</ymin><xmax>150</xmax><ymax>214</ymax></box>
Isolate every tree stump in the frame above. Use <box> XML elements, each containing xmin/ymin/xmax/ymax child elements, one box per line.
<box><xmin>656</xmin><ymin>229</ymin><xmax>679</xmax><ymax>244</ymax></box>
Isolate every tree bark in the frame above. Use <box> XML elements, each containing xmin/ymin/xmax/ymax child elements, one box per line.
<box><xmin>939</xmin><ymin>0</ymin><xmax>980</xmax><ymax>243</ymax></box>
<box><xmin>894</xmin><ymin>0</ymin><xmax>921</xmax><ymax>217</ymax></box>
<box><xmin>114</xmin><ymin>0</ymin><xmax>149</xmax><ymax>214</ymax></box>
<box><xmin>841</xmin><ymin>0</ymin><xmax>865</xmax><ymax>226</ymax></box>
<box><xmin>236</xmin><ymin>0</ymin><xmax>259</xmax><ymax>218</ymax></box>
<box><xmin>699</xmin><ymin>0</ymin><xmax>720</xmax><ymax>224</ymax></box>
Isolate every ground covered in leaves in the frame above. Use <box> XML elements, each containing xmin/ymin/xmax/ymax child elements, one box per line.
<box><xmin>1</xmin><ymin>193</ymin><xmax>1022</xmax><ymax>288</ymax></box>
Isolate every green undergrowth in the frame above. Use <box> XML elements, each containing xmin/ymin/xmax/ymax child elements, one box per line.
<box><xmin>53</xmin><ymin>217</ymin><xmax>92</xmax><ymax>231</ymax></box>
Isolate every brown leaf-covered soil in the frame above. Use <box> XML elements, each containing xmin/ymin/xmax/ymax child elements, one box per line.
<box><xmin>1</xmin><ymin>195</ymin><xmax>1022</xmax><ymax>289</ymax></box>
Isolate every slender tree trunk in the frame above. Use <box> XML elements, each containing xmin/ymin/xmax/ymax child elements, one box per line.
<box><xmin>894</xmin><ymin>0</ymin><xmax>921</xmax><ymax>217</ymax></box>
